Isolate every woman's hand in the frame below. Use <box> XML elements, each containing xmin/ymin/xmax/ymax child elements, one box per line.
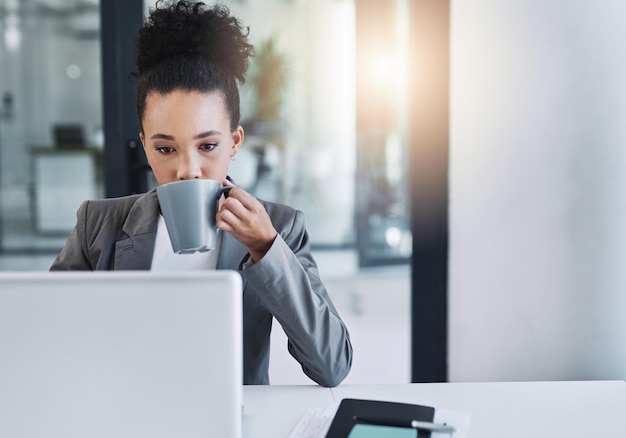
<box><xmin>217</xmin><ymin>180</ymin><xmax>278</xmax><ymax>263</ymax></box>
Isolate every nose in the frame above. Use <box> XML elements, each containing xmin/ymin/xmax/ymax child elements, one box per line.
<box><xmin>177</xmin><ymin>151</ymin><xmax>203</xmax><ymax>180</ymax></box>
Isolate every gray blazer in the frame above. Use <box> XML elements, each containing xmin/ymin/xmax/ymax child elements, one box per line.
<box><xmin>50</xmin><ymin>189</ymin><xmax>352</xmax><ymax>387</ymax></box>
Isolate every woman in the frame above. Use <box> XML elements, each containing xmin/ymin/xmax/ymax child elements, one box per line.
<box><xmin>50</xmin><ymin>0</ymin><xmax>352</xmax><ymax>387</ymax></box>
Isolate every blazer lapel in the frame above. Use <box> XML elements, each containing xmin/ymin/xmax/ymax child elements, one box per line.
<box><xmin>114</xmin><ymin>235</ymin><xmax>155</xmax><ymax>270</ymax></box>
<box><xmin>114</xmin><ymin>190</ymin><xmax>159</xmax><ymax>270</ymax></box>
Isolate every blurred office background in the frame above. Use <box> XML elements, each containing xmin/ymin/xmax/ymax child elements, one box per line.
<box><xmin>1</xmin><ymin>0</ymin><xmax>625</xmax><ymax>385</ymax></box>
<box><xmin>0</xmin><ymin>0</ymin><xmax>412</xmax><ymax>385</ymax></box>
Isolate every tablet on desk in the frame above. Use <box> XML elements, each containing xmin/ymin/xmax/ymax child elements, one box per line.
<box><xmin>326</xmin><ymin>398</ymin><xmax>438</xmax><ymax>438</ymax></box>
<box><xmin>0</xmin><ymin>271</ymin><xmax>243</xmax><ymax>438</ymax></box>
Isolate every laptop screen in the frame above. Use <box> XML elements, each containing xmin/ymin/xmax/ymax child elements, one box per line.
<box><xmin>0</xmin><ymin>271</ymin><xmax>243</xmax><ymax>438</ymax></box>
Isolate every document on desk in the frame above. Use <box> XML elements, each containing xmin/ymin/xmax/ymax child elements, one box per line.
<box><xmin>288</xmin><ymin>403</ymin><xmax>339</xmax><ymax>438</ymax></box>
<box><xmin>287</xmin><ymin>402</ymin><xmax>470</xmax><ymax>438</ymax></box>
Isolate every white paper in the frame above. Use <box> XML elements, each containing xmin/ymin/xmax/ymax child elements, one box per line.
<box><xmin>287</xmin><ymin>403</ymin><xmax>339</xmax><ymax>438</ymax></box>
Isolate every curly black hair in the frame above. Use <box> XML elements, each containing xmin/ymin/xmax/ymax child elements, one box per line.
<box><xmin>134</xmin><ymin>0</ymin><xmax>254</xmax><ymax>131</ymax></box>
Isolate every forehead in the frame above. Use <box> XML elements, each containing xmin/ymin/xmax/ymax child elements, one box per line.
<box><xmin>143</xmin><ymin>90</ymin><xmax>229</xmax><ymax>127</ymax></box>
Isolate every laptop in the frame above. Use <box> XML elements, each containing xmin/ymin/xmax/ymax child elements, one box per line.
<box><xmin>0</xmin><ymin>270</ymin><xmax>243</xmax><ymax>438</ymax></box>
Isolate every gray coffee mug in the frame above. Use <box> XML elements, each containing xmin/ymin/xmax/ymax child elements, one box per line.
<box><xmin>156</xmin><ymin>179</ymin><xmax>232</xmax><ymax>254</ymax></box>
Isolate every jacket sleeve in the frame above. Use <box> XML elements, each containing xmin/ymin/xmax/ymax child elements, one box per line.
<box><xmin>49</xmin><ymin>201</ymin><xmax>93</xmax><ymax>270</ymax></box>
<box><xmin>240</xmin><ymin>208</ymin><xmax>353</xmax><ymax>387</ymax></box>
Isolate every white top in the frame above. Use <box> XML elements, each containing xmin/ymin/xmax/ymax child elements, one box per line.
<box><xmin>150</xmin><ymin>214</ymin><xmax>220</xmax><ymax>270</ymax></box>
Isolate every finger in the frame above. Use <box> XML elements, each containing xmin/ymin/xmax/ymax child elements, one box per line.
<box><xmin>220</xmin><ymin>196</ymin><xmax>266</xmax><ymax>233</ymax></box>
<box><xmin>221</xmin><ymin>178</ymin><xmax>236</xmax><ymax>188</ymax></box>
<box><xmin>224</xmin><ymin>188</ymin><xmax>267</xmax><ymax>215</ymax></box>
<box><xmin>216</xmin><ymin>198</ymin><xmax>247</xmax><ymax>230</ymax></box>
<box><xmin>220</xmin><ymin>194</ymin><xmax>246</xmax><ymax>220</ymax></box>
<box><xmin>216</xmin><ymin>207</ymin><xmax>238</xmax><ymax>232</ymax></box>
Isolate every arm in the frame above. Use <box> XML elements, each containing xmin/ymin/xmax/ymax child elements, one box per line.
<box><xmin>240</xmin><ymin>209</ymin><xmax>353</xmax><ymax>387</ymax></box>
<box><xmin>50</xmin><ymin>201</ymin><xmax>93</xmax><ymax>270</ymax></box>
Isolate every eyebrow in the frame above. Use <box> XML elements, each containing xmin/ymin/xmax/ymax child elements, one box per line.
<box><xmin>149</xmin><ymin>130</ymin><xmax>222</xmax><ymax>141</ymax></box>
<box><xmin>194</xmin><ymin>130</ymin><xmax>222</xmax><ymax>139</ymax></box>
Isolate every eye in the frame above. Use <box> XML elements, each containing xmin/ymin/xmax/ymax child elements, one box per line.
<box><xmin>199</xmin><ymin>142</ymin><xmax>218</xmax><ymax>151</ymax></box>
<box><xmin>155</xmin><ymin>146</ymin><xmax>175</xmax><ymax>154</ymax></box>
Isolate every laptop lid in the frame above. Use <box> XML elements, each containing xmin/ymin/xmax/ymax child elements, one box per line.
<box><xmin>0</xmin><ymin>270</ymin><xmax>243</xmax><ymax>438</ymax></box>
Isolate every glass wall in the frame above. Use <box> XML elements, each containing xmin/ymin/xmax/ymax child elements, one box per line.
<box><xmin>0</xmin><ymin>0</ymin><xmax>411</xmax><ymax>265</ymax></box>
<box><xmin>141</xmin><ymin>0</ymin><xmax>411</xmax><ymax>266</ymax></box>
<box><xmin>0</xmin><ymin>0</ymin><xmax>103</xmax><ymax>252</ymax></box>
<box><xmin>220</xmin><ymin>0</ymin><xmax>358</xmax><ymax>250</ymax></box>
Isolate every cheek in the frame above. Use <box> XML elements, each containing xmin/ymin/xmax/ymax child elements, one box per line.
<box><xmin>201</xmin><ymin>156</ymin><xmax>231</xmax><ymax>176</ymax></box>
<box><xmin>146</xmin><ymin>155</ymin><xmax>176</xmax><ymax>182</ymax></box>
<box><xmin>149</xmin><ymin>166</ymin><xmax>169</xmax><ymax>186</ymax></box>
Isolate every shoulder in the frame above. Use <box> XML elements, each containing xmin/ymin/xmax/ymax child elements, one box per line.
<box><xmin>259</xmin><ymin>199</ymin><xmax>303</xmax><ymax>228</ymax></box>
<box><xmin>84</xmin><ymin>192</ymin><xmax>145</xmax><ymax>210</ymax></box>
<box><xmin>258</xmin><ymin>198</ymin><xmax>310</xmax><ymax>250</ymax></box>
<box><xmin>80</xmin><ymin>193</ymin><xmax>144</xmax><ymax>219</ymax></box>
<box><xmin>78</xmin><ymin>190</ymin><xmax>156</xmax><ymax>231</ymax></box>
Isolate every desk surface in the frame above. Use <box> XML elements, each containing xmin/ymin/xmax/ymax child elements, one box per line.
<box><xmin>243</xmin><ymin>380</ymin><xmax>626</xmax><ymax>438</ymax></box>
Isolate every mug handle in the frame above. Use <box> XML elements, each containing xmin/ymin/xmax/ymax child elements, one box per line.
<box><xmin>214</xmin><ymin>186</ymin><xmax>233</xmax><ymax>227</ymax></box>
<box><xmin>219</xmin><ymin>186</ymin><xmax>233</xmax><ymax>199</ymax></box>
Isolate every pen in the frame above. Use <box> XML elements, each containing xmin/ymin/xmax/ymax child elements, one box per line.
<box><xmin>353</xmin><ymin>415</ymin><xmax>456</xmax><ymax>434</ymax></box>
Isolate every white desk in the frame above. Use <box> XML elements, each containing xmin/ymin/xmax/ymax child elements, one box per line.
<box><xmin>244</xmin><ymin>385</ymin><xmax>334</xmax><ymax>437</ymax></box>
<box><xmin>243</xmin><ymin>380</ymin><xmax>626</xmax><ymax>437</ymax></box>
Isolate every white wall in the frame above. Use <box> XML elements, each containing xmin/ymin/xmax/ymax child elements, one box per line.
<box><xmin>449</xmin><ymin>0</ymin><xmax>626</xmax><ymax>381</ymax></box>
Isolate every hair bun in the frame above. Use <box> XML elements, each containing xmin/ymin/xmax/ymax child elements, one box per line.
<box><xmin>135</xmin><ymin>1</ymin><xmax>253</xmax><ymax>84</ymax></box>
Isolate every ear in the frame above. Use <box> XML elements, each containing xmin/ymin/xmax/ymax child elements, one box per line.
<box><xmin>231</xmin><ymin>125</ymin><xmax>244</xmax><ymax>158</ymax></box>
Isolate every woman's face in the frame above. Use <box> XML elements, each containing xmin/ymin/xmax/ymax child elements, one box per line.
<box><xmin>140</xmin><ymin>90</ymin><xmax>243</xmax><ymax>185</ymax></box>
